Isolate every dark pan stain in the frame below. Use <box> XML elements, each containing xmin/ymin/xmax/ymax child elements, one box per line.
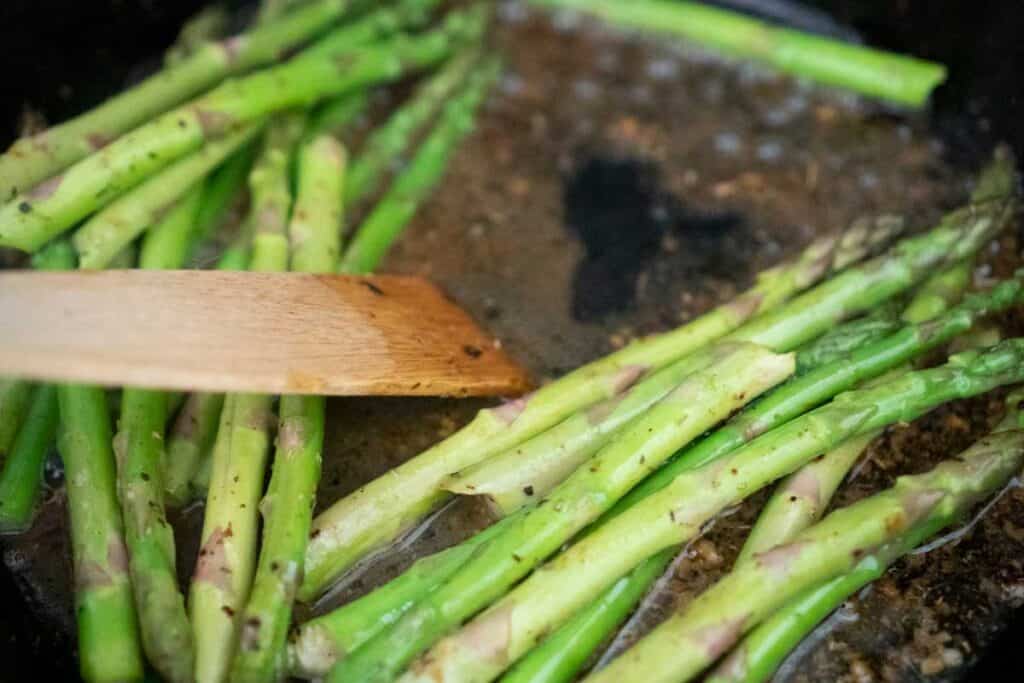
<box><xmin>564</xmin><ymin>154</ymin><xmax>746</xmax><ymax>322</ymax></box>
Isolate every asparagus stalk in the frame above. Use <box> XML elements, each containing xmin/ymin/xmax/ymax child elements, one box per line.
<box><xmin>328</xmin><ymin>342</ymin><xmax>797</xmax><ymax>683</ymax></box>
<box><xmin>163</xmin><ymin>213</ymin><xmax>258</xmax><ymax>506</ymax></box>
<box><xmin>229</xmin><ymin>134</ymin><xmax>346</xmax><ymax>683</ymax></box>
<box><xmin>344</xmin><ymin>48</ymin><xmax>484</xmax><ymax>209</ymax></box>
<box><xmin>305</xmin><ymin>93</ymin><xmax>370</xmax><ymax>141</ymax></box>
<box><xmin>116</xmin><ymin>389</ymin><xmax>192</xmax><ymax>683</ymax></box>
<box><xmin>341</xmin><ymin>56</ymin><xmax>503</xmax><ymax>273</ymax></box>
<box><xmin>290</xmin><ymin>517</ymin><xmax>517</xmax><ymax>677</ymax></box>
<box><xmin>446</xmin><ymin>346</ymin><xmax>740</xmax><ymax>516</ymax></box>
<box><xmin>115</xmin><ymin>168</ymin><xmax>220</xmax><ymax>682</ymax></box>
<box><xmin>591</xmin><ymin>396</ymin><xmax>1024</xmax><ymax>683</ymax></box>
<box><xmin>304</xmin><ymin>0</ymin><xmax>444</xmax><ymax>58</ymax></box>
<box><xmin>0</xmin><ymin>242</ymin><xmax>75</xmax><ymax>531</ymax></box>
<box><xmin>165</xmin><ymin>4</ymin><xmax>232</xmax><ymax>66</ymax></box>
<box><xmin>394</xmin><ymin>339</ymin><xmax>1024</xmax><ymax>683</ymax></box>
<box><xmin>0</xmin><ymin>385</ymin><xmax>59</xmax><ymax>533</ymax></box>
<box><xmin>738</xmin><ymin>258</ymin><xmax>974</xmax><ymax>560</ymax></box>
<box><xmin>190</xmin><ymin>113</ymin><xmax>305</xmax><ymax>683</ymax></box>
<box><xmin>793</xmin><ymin>301</ymin><xmax>902</xmax><ymax>374</ymax></box>
<box><xmin>0</xmin><ymin>380</ymin><xmax>32</xmax><ymax>461</ymax></box>
<box><xmin>138</xmin><ymin>184</ymin><xmax>205</xmax><ymax>270</ymax></box>
<box><xmin>494</xmin><ymin>262</ymin><xmax>972</xmax><ymax>683</ymax></box>
<box><xmin>446</xmin><ymin>264</ymin><xmax>945</xmax><ymax>516</ymax></box>
<box><xmin>189</xmin><ymin>142</ymin><xmax>261</xmax><ymax>258</ymax></box>
<box><xmin>288</xmin><ymin>135</ymin><xmax>347</xmax><ymax>272</ymax></box>
<box><xmin>73</xmin><ymin>125</ymin><xmax>263</xmax><ymax>269</ymax></box>
<box><xmin>500</xmin><ymin>550</ymin><xmax>670</xmax><ymax>683</ymax></box>
<box><xmin>0</xmin><ymin>0</ymin><xmax>358</xmax><ymax>200</ymax></box>
<box><xmin>493</xmin><ymin>266</ymin><xmax>958</xmax><ymax>683</ymax></box>
<box><xmin>301</xmin><ymin>203</ymin><xmax>884</xmax><ymax>603</ymax></box>
<box><xmin>0</xmin><ymin>10</ymin><xmax>481</xmax><ymax>254</ymax></box>
<box><xmin>531</xmin><ymin>0</ymin><xmax>946</xmax><ymax>107</ymax></box>
<box><xmin>58</xmin><ymin>377</ymin><xmax>144</xmax><ymax>682</ymax></box>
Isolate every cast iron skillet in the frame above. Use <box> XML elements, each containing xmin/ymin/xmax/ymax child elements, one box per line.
<box><xmin>0</xmin><ymin>0</ymin><xmax>1021</xmax><ymax>679</ymax></box>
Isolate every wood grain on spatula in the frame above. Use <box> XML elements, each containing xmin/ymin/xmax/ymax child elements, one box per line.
<box><xmin>0</xmin><ymin>270</ymin><xmax>532</xmax><ymax>397</ymax></box>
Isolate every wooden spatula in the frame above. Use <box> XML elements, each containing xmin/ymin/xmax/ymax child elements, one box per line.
<box><xmin>0</xmin><ymin>270</ymin><xmax>531</xmax><ymax>397</ymax></box>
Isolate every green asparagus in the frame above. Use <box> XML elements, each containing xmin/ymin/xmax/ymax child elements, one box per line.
<box><xmin>531</xmin><ymin>0</ymin><xmax>946</xmax><ymax>107</ymax></box>
<box><xmin>0</xmin><ymin>0</ymin><xmax>358</xmax><ymax>199</ymax></box>
<box><xmin>0</xmin><ymin>10</ymin><xmax>481</xmax><ymax>254</ymax></box>
<box><xmin>591</xmin><ymin>394</ymin><xmax>1024</xmax><ymax>683</ymax></box>
<box><xmin>0</xmin><ymin>242</ymin><xmax>75</xmax><ymax>531</ymax></box>
<box><xmin>229</xmin><ymin>134</ymin><xmax>346</xmax><ymax>683</ymax></box>
<box><xmin>395</xmin><ymin>339</ymin><xmax>1024</xmax><ymax>683</ymax></box>
<box><xmin>328</xmin><ymin>342</ymin><xmax>797</xmax><ymax>682</ymax></box>
<box><xmin>190</xmin><ymin>111</ymin><xmax>304</xmax><ymax>683</ymax></box>
<box><xmin>0</xmin><ymin>380</ymin><xmax>32</xmax><ymax>461</ymax></box>
<box><xmin>59</xmin><ymin>380</ymin><xmax>145</xmax><ymax>683</ymax></box>
<box><xmin>116</xmin><ymin>163</ymin><xmax>214</xmax><ymax>681</ymax></box>
<box><xmin>290</xmin><ymin>517</ymin><xmax>517</xmax><ymax>677</ymax></box>
<box><xmin>495</xmin><ymin>259</ymin><xmax>974</xmax><ymax>683</ymax></box>
<box><xmin>165</xmin><ymin>4</ymin><xmax>232</xmax><ymax>66</ymax></box>
<box><xmin>344</xmin><ymin>48</ymin><xmax>484</xmax><ymax>209</ymax></box>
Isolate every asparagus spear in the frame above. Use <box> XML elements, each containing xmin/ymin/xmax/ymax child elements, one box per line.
<box><xmin>115</xmin><ymin>167</ymin><xmax>224</xmax><ymax>682</ymax></box>
<box><xmin>190</xmin><ymin>113</ymin><xmax>305</xmax><ymax>683</ymax></box>
<box><xmin>290</xmin><ymin>517</ymin><xmax>518</xmax><ymax>677</ymax></box>
<box><xmin>705</xmin><ymin>261</ymin><xmax>976</xmax><ymax>681</ymax></box>
<box><xmin>591</xmin><ymin>395</ymin><xmax>1024</xmax><ymax>683</ymax></box>
<box><xmin>531</xmin><ymin>0</ymin><xmax>946</xmax><ymax>107</ymax></box>
<box><xmin>793</xmin><ymin>301</ymin><xmax>902</xmax><ymax>374</ymax></box>
<box><xmin>328</xmin><ymin>342</ymin><xmax>797</xmax><ymax>682</ymax></box>
<box><xmin>0</xmin><ymin>0</ymin><xmax>358</xmax><ymax>200</ymax></box>
<box><xmin>738</xmin><ymin>258</ymin><xmax>974</xmax><ymax>561</ymax></box>
<box><xmin>344</xmin><ymin>48</ymin><xmax>484</xmax><ymax>209</ymax></box>
<box><xmin>0</xmin><ymin>10</ymin><xmax>481</xmax><ymax>254</ymax></box>
<box><xmin>188</xmin><ymin>141</ymin><xmax>261</xmax><ymax>259</ymax></box>
<box><xmin>301</xmin><ymin>215</ymin><xmax>889</xmax><ymax>602</ymax></box>
<box><xmin>0</xmin><ymin>380</ymin><xmax>32</xmax><ymax>461</ymax></box>
<box><xmin>348</xmin><ymin>261</ymin><xmax>1013</xmax><ymax>681</ymax></box>
<box><xmin>304</xmin><ymin>0</ymin><xmax>444</xmax><ymax>58</ymax></box>
<box><xmin>394</xmin><ymin>340</ymin><xmax>1024</xmax><ymax>683</ymax></box>
<box><xmin>163</xmin><ymin>225</ymin><xmax>257</xmax><ymax>506</ymax></box>
<box><xmin>341</xmin><ymin>54</ymin><xmax>500</xmax><ymax>273</ymax></box>
<box><xmin>230</xmin><ymin>134</ymin><xmax>346</xmax><ymax>683</ymax></box>
<box><xmin>137</xmin><ymin>184</ymin><xmax>205</xmax><ymax>270</ymax></box>
<box><xmin>0</xmin><ymin>385</ymin><xmax>59</xmax><ymax>533</ymax></box>
<box><xmin>494</xmin><ymin>262</ymin><xmax>973</xmax><ymax>683</ymax></box>
<box><xmin>0</xmin><ymin>242</ymin><xmax>75</xmax><ymax>531</ymax></box>
<box><xmin>55</xmin><ymin>295</ymin><xmax>145</xmax><ymax>683</ymax></box>
<box><xmin>445</xmin><ymin>346</ymin><xmax>729</xmax><ymax>515</ymax></box>
<box><xmin>165</xmin><ymin>4</ymin><xmax>232</xmax><ymax>66</ymax></box>
<box><xmin>447</xmin><ymin>264</ymin><xmax>944</xmax><ymax>515</ymax></box>
<box><xmin>73</xmin><ymin>125</ymin><xmax>264</xmax><ymax>269</ymax></box>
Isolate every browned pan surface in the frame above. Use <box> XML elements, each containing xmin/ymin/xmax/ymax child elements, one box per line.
<box><xmin>5</xmin><ymin>3</ymin><xmax>1024</xmax><ymax>681</ymax></box>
